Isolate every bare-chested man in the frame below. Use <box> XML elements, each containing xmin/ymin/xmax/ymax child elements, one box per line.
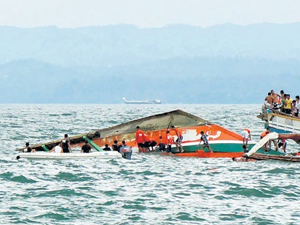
<box><xmin>265</xmin><ymin>92</ymin><xmax>273</xmax><ymax>109</ymax></box>
<box><xmin>271</xmin><ymin>90</ymin><xmax>280</xmax><ymax>104</ymax></box>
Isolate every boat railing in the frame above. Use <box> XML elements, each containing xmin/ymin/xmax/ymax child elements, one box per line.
<box><xmin>268</xmin><ymin>121</ymin><xmax>300</xmax><ymax>133</ymax></box>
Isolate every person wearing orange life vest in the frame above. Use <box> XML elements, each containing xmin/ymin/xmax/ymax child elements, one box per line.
<box><xmin>136</xmin><ymin>126</ymin><xmax>145</xmax><ymax>152</ymax></box>
<box><xmin>260</xmin><ymin>127</ymin><xmax>270</xmax><ymax>139</ymax></box>
<box><xmin>260</xmin><ymin>127</ymin><xmax>279</xmax><ymax>151</ymax></box>
<box><xmin>171</xmin><ymin>125</ymin><xmax>184</xmax><ymax>153</ymax></box>
<box><xmin>241</xmin><ymin>128</ymin><xmax>251</xmax><ymax>146</ymax></box>
<box><xmin>143</xmin><ymin>132</ymin><xmax>151</xmax><ymax>152</ymax></box>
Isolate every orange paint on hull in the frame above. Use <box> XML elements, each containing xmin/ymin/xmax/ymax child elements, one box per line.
<box><xmin>84</xmin><ymin>124</ymin><xmax>243</xmax><ymax>149</ymax></box>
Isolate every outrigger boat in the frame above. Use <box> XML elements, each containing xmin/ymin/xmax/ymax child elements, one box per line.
<box><xmin>16</xmin><ymin>109</ymin><xmax>266</xmax><ymax>159</ymax></box>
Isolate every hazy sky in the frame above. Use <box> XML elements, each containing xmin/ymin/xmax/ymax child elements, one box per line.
<box><xmin>0</xmin><ymin>0</ymin><xmax>300</xmax><ymax>28</ymax></box>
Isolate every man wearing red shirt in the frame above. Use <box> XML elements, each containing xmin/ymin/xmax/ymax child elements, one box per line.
<box><xmin>136</xmin><ymin>126</ymin><xmax>150</xmax><ymax>152</ymax></box>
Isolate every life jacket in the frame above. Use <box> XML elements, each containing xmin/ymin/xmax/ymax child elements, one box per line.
<box><xmin>260</xmin><ymin>129</ymin><xmax>270</xmax><ymax>138</ymax></box>
<box><xmin>136</xmin><ymin>130</ymin><xmax>145</xmax><ymax>143</ymax></box>
<box><xmin>173</xmin><ymin>128</ymin><xmax>182</xmax><ymax>137</ymax></box>
<box><xmin>143</xmin><ymin>133</ymin><xmax>150</xmax><ymax>142</ymax></box>
<box><xmin>120</xmin><ymin>146</ymin><xmax>132</xmax><ymax>153</ymax></box>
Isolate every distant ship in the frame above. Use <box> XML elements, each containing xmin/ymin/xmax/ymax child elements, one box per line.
<box><xmin>122</xmin><ymin>97</ymin><xmax>161</xmax><ymax>104</ymax></box>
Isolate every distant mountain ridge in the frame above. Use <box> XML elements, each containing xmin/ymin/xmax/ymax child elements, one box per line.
<box><xmin>0</xmin><ymin>23</ymin><xmax>299</xmax><ymax>103</ymax></box>
<box><xmin>1</xmin><ymin>23</ymin><xmax>300</xmax><ymax>67</ymax></box>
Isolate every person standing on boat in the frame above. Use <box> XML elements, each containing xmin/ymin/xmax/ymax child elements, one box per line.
<box><xmin>136</xmin><ymin>126</ymin><xmax>146</xmax><ymax>152</ymax></box>
<box><xmin>142</xmin><ymin>132</ymin><xmax>151</xmax><ymax>152</ymax></box>
<box><xmin>241</xmin><ymin>128</ymin><xmax>251</xmax><ymax>146</ymax></box>
<box><xmin>265</xmin><ymin>92</ymin><xmax>273</xmax><ymax>109</ymax></box>
<box><xmin>171</xmin><ymin>125</ymin><xmax>184</xmax><ymax>153</ymax></box>
<box><xmin>295</xmin><ymin>95</ymin><xmax>300</xmax><ymax>117</ymax></box>
<box><xmin>271</xmin><ymin>90</ymin><xmax>280</xmax><ymax>109</ymax></box>
<box><xmin>166</xmin><ymin>130</ymin><xmax>173</xmax><ymax>153</ymax></box>
<box><xmin>260</xmin><ymin>128</ymin><xmax>278</xmax><ymax>151</ymax></box>
<box><xmin>199</xmin><ymin>131</ymin><xmax>213</xmax><ymax>152</ymax></box>
<box><xmin>284</xmin><ymin>94</ymin><xmax>293</xmax><ymax>114</ymax></box>
<box><xmin>158</xmin><ymin>135</ymin><xmax>166</xmax><ymax>151</ymax></box>
<box><xmin>81</xmin><ymin>140</ymin><xmax>91</xmax><ymax>153</ymax></box>
<box><xmin>61</xmin><ymin>134</ymin><xmax>71</xmax><ymax>153</ymax></box>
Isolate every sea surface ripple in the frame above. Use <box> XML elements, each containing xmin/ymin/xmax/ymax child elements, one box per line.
<box><xmin>1</xmin><ymin>104</ymin><xmax>300</xmax><ymax>224</ymax></box>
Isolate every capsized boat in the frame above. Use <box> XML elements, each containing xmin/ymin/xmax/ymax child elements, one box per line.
<box><xmin>244</xmin><ymin>132</ymin><xmax>300</xmax><ymax>162</ymax></box>
<box><xmin>16</xmin><ymin>109</ymin><xmax>257</xmax><ymax>158</ymax></box>
<box><xmin>17</xmin><ymin>151</ymin><xmax>122</xmax><ymax>160</ymax></box>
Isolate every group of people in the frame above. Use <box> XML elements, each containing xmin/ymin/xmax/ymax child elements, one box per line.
<box><xmin>240</xmin><ymin>127</ymin><xmax>287</xmax><ymax>153</ymax></box>
<box><xmin>264</xmin><ymin>89</ymin><xmax>300</xmax><ymax>116</ymax></box>
<box><xmin>24</xmin><ymin>134</ymin><xmax>73</xmax><ymax>153</ymax></box>
<box><xmin>135</xmin><ymin>125</ymin><xmax>213</xmax><ymax>153</ymax></box>
<box><xmin>135</xmin><ymin>125</ymin><xmax>185</xmax><ymax>153</ymax></box>
<box><xmin>260</xmin><ymin>127</ymin><xmax>287</xmax><ymax>152</ymax></box>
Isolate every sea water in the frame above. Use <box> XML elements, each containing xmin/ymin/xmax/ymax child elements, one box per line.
<box><xmin>1</xmin><ymin>104</ymin><xmax>300</xmax><ymax>224</ymax></box>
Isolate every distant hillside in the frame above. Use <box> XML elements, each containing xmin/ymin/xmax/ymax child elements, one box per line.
<box><xmin>0</xmin><ymin>57</ymin><xmax>299</xmax><ymax>103</ymax></box>
<box><xmin>0</xmin><ymin>23</ymin><xmax>300</xmax><ymax>67</ymax></box>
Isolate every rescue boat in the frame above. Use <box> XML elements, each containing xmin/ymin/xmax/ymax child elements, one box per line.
<box><xmin>16</xmin><ymin>151</ymin><xmax>122</xmax><ymax>160</ymax></box>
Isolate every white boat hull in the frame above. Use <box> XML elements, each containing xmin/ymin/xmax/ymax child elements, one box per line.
<box><xmin>17</xmin><ymin>151</ymin><xmax>122</xmax><ymax>160</ymax></box>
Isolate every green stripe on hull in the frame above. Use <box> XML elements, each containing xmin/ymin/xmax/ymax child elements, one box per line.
<box><xmin>173</xmin><ymin>143</ymin><xmax>285</xmax><ymax>155</ymax></box>
<box><xmin>173</xmin><ymin>143</ymin><xmax>254</xmax><ymax>153</ymax></box>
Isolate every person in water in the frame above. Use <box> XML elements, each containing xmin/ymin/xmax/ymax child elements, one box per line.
<box><xmin>81</xmin><ymin>140</ymin><xmax>91</xmax><ymax>153</ymax></box>
<box><xmin>61</xmin><ymin>134</ymin><xmax>71</xmax><ymax>153</ymax></box>
<box><xmin>199</xmin><ymin>131</ymin><xmax>213</xmax><ymax>152</ymax></box>
<box><xmin>103</xmin><ymin>144</ymin><xmax>112</xmax><ymax>151</ymax></box>
<box><xmin>112</xmin><ymin>140</ymin><xmax>120</xmax><ymax>152</ymax></box>
<box><xmin>232</xmin><ymin>157</ymin><xmax>256</xmax><ymax>162</ymax></box>
<box><xmin>158</xmin><ymin>136</ymin><xmax>166</xmax><ymax>151</ymax></box>
<box><xmin>278</xmin><ymin>139</ymin><xmax>287</xmax><ymax>153</ymax></box>
<box><xmin>119</xmin><ymin>140</ymin><xmax>132</xmax><ymax>159</ymax></box>
<box><xmin>23</xmin><ymin>142</ymin><xmax>35</xmax><ymax>153</ymax></box>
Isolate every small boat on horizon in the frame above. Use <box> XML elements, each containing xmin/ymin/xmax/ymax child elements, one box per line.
<box><xmin>122</xmin><ymin>97</ymin><xmax>161</xmax><ymax>104</ymax></box>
